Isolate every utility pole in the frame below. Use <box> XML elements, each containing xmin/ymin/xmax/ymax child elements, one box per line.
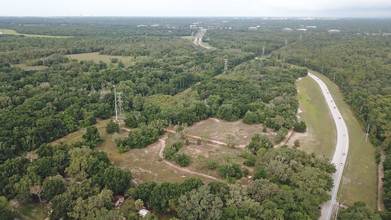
<box><xmin>262</xmin><ymin>45</ymin><xmax>265</xmax><ymax>57</ymax></box>
<box><xmin>114</xmin><ymin>88</ymin><xmax>118</xmax><ymax>123</ymax></box>
<box><xmin>333</xmin><ymin>72</ymin><xmax>336</xmax><ymax>82</ymax></box>
<box><xmin>114</xmin><ymin>88</ymin><xmax>123</xmax><ymax>124</ymax></box>
<box><xmin>224</xmin><ymin>59</ymin><xmax>228</xmax><ymax>74</ymax></box>
<box><xmin>365</xmin><ymin>124</ymin><xmax>370</xmax><ymax>142</ymax></box>
<box><xmin>304</xmin><ymin>58</ymin><xmax>307</xmax><ymax>66</ymax></box>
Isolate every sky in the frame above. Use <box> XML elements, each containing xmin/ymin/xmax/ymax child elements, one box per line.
<box><xmin>1</xmin><ymin>0</ymin><xmax>391</xmax><ymax>17</ymax></box>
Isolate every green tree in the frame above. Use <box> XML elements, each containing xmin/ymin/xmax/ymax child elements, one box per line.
<box><xmin>43</xmin><ymin>175</ymin><xmax>65</xmax><ymax>201</ymax></box>
<box><xmin>293</xmin><ymin>121</ymin><xmax>307</xmax><ymax>133</ymax></box>
<box><xmin>178</xmin><ymin>185</ymin><xmax>223</xmax><ymax>220</ymax></box>
<box><xmin>338</xmin><ymin>201</ymin><xmax>381</xmax><ymax>220</ymax></box>
<box><xmin>0</xmin><ymin>196</ymin><xmax>14</xmax><ymax>220</ymax></box>
<box><xmin>246</xmin><ymin>134</ymin><xmax>273</xmax><ymax>154</ymax></box>
<box><xmin>106</xmin><ymin>120</ymin><xmax>119</xmax><ymax>134</ymax></box>
<box><xmin>82</xmin><ymin>126</ymin><xmax>102</xmax><ymax>148</ymax></box>
<box><xmin>102</xmin><ymin>167</ymin><xmax>132</xmax><ymax>195</ymax></box>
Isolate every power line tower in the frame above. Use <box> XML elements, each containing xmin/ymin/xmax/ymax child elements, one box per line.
<box><xmin>224</xmin><ymin>59</ymin><xmax>228</xmax><ymax>74</ymax></box>
<box><xmin>114</xmin><ymin>88</ymin><xmax>123</xmax><ymax>124</ymax></box>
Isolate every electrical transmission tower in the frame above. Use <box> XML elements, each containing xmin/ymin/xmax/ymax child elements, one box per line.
<box><xmin>114</xmin><ymin>88</ymin><xmax>123</xmax><ymax>124</ymax></box>
<box><xmin>224</xmin><ymin>59</ymin><xmax>228</xmax><ymax>74</ymax></box>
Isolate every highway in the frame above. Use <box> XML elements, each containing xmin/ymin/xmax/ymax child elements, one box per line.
<box><xmin>193</xmin><ymin>28</ymin><xmax>210</xmax><ymax>49</ymax></box>
<box><xmin>308</xmin><ymin>73</ymin><xmax>349</xmax><ymax>220</ymax></box>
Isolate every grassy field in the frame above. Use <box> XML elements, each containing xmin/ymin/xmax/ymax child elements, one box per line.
<box><xmin>183</xmin><ymin>118</ymin><xmax>275</xmax><ymax>147</ymax></box>
<box><xmin>16</xmin><ymin>203</ymin><xmax>48</xmax><ymax>220</ymax></box>
<box><xmin>293</xmin><ymin>76</ymin><xmax>336</xmax><ymax>159</ymax></box>
<box><xmin>309</xmin><ymin>71</ymin><xmax>377</xmax><ymax>210</ymax></box>
<box><xmin>52</xmin><ymin>119</ymin><xmax>213</xmax><ymax>184</ymax></box>
<box><xmin>66</xmin><ymin>52</ymin><xmax>144</xmax><ymax>67</ymax></box>
<box><xmin>15</xmin><ymin>63</ymin><xmax>47</xmax><ymax>71</ymax></box>
<box><xmin>0</xmin><ymin>29</ymin><xmax>69</xmax><ymax>38</ymax></box>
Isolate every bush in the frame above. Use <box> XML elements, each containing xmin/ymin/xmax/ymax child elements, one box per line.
<box><xmin>174</xmin><ymin>154</ymin><xmax>190</xmax><ymax>167</ymax></box>
<box><xmin>243</xmin><ymin>111</ymin><xmax>259</xmax><ymax>124</ymax></box>
<box><xmin>218</xmin><ymin>163</ymin><xmax>242</xmax><ymax>179</ymax></box>
<box><xmin>207</xmin><ymin>159</ymin><xmax>218</xmax><ymax>170</ymax></box>
<box><xmin>294</xmin><ymin>139</ymin><xmax>300</xmax><ymax>148</ymax></box>
<box><xmin>253</xmin><ymin>166</ymin><xmax>267</xmax><ymax>180</ymax></box>
<box><xmin>275</xmin><ymin>128</ymin><xmax>288</xmax><ymax>144</ymax></box>
<box><xmin>293</xmin><ymin>121</ymin><xmax>307</xmax><ymax>133</ymax></box>
<box><xmin>106</xmin><ymin>120</ymin><xmax>119</xmax><ymax>134</ymax></box>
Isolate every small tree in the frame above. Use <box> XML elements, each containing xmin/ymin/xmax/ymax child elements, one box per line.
<box><xmin>294</xmin><ymin>139</ymin><xmax>300</xmax><ymax>148</ymax></box>
<box><xmin>106</xmin><ymin>120</ymin><xmax>119</xmax><ymax>134</ymax></box>
<box><xmin>83</xmin><ymin>126</ymin><xmax>102</xmax><ymax>148</ymax></box>
<box><xmin>135</xmin><ymin>199</ymin><xmax>144</xmax><ymax>210</ymax></box>
<box><xmin>293</xmin><ymin>121</ymin><xmax>307</xmax><ymax>133</ymax></box>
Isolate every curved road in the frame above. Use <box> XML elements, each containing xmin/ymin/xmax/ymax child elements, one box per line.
<box><xmin>308</xmin><ymin>73</ymin><xmax>349</xmax><ymax>220</ymax></box>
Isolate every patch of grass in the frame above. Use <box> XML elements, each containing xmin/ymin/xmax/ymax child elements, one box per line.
<box><xmin>184</xmin><ymin>118</ymin><xmax>274</xmax><ymax>147</ymax></box>
<box><xmin>14</xmin><ymin>64</ymin><xmax>47</xmax><ymax>71</ymax></box>
<box><xmin>66</xmin><ymin>52</ymin><xmax>144</xmax><ymax>67</ymax></box>
<box><xmin>0</xmin><ymin>29</ymin><xmax>69</xmax><ymax>38</ymax></box>
<box><xmin>17</xmin><ymin>203</ymin><xmax>48</xmax><ymax>220</ymax></box>
<box><xmin>310</xmin><ymin>71</ymin><xmax>377</xmax><ymax>210</ymax></box>
<box><xmin>295</xmin><ymin>76</ymin><xmax>336</xmax><ymax>159</ymax></box>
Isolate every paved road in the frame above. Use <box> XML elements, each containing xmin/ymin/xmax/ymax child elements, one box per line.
<box><xmin>193</xmin><ymin>28</ymin><xmax>210</xmax><ymax>49</ymax></box>
<box><xmin>308</xmin><ymin>72</ymin><xmax>349</xmax><ymax>220</ymax></box>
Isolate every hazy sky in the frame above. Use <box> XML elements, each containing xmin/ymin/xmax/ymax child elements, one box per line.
<box><xmin>1</xmin><ymin>0</ymin><xmax>391</xmax><ymax>17</ymax></box>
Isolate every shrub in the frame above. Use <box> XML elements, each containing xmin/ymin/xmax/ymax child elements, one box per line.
<box><xmin>293</xmin><ymin>121</ymin><xmax>307</xmax><ymax>132</ymax></box>
<box><xmin>174</xmin><ymin>154</ymin><xmax>190</xmax><ymax>167</ymax></box>
<box><xmin>106</xmin><ymin>120</ymin><xmax>119</xmax><ymax>134</ymax></box>
<box><xmin>218</xmin><ymin>163</ymin><xmax>242</xmax><ymax>179</ymax></box>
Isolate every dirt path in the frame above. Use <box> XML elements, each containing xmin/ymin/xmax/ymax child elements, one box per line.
<box><xmin>158</xmin><ymin>134</ymin><xmax>222</xmax><ymax>182</ymax></box>
<box><xmin>165</xmin><ymin>128</ymin><xmax>230</xmax><ymax>147</ymax></box>
<box><xmin>378</xmin><ymin>150</ymin><xmax>386</xmax><ymax>211</ymax></box>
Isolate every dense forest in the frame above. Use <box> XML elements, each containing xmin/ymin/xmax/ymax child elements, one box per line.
<box><xmin>1</xmin><ymin>17</ymin><xmax>390</xmax><ymax>219</ymax></box>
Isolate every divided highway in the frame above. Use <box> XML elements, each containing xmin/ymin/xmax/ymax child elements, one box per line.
<box><xmin>308</xmin><ymin>73</ymin><xmax>349</xmax><ymax>220</ymax></box>
<box><xmin>193</xmin><ymin>28</ymin><xmax>210</xmax><ymax>49</ymax></box>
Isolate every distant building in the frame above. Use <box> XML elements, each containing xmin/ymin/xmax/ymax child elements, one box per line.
<box><xmin>306</xmin><ymin>26</ymin><xmax>317</xmax><ymax>29</ymax></box>
<box><xmin>383</xmin><ymin>33</ymin><xmax>391</xmax><ymax>36</ymax></box>
<box><xmin>297</xmin><ymin>28</ymin><xmax>308</xmax><ymax>31</ymax></box>
<box><xmin>282</xmin><ymin>28</ymin><xmax>293</xmax><ymax>32</ymax></box>
<box><xmin>190</xmin><ymin>24</ymin><xmax>197</xmax><ymax>29</ymax></box>
<box><xmin>0</xmin><ymin>30</ymin><xmax>2</xmax><ymax>34</ymax></box>
<box><xmin>139</xmin><ymin>209</ymin><xmax>150</xmax><ymax>218</ymax></box>
<box><xmin>137</xmin><ymin>24</ymin><xmax>148</xmax><ymax>28</ymax></box>
<box><xmin>248</xmin><ymin>27</ymin><xmax>258</xmax><ymax>30</ymax></box>
<box><xmin>328</xmin><ymin>29</ymin><xmax>340</xmax><ymax>33</ymax></box>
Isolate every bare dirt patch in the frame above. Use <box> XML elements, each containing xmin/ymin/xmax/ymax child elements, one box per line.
<box><xmin>182</xmin><ymin>118</ymin><xmax>276</xmax><ymax>146</ymax></box>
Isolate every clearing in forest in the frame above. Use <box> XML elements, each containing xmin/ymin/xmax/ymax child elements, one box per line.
<box><xmin>66</xmin><ymin>52</ymin><xmax>145</xmax><ymax>67</ymax></box>
<box><xmin>0</xmin><ymin>29</ymin><xmax>69</xmax><ymax>38</ymax></box>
